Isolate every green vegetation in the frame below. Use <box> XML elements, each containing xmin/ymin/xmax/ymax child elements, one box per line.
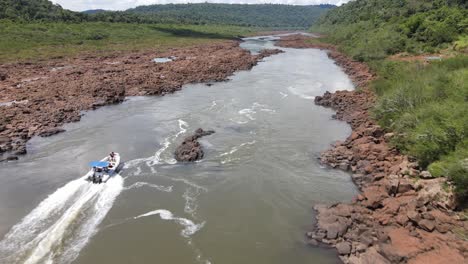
<box><xmin>1</xmin><ymin>0</ymin><xmax>333</xmax><ymax>28</ymax></box>
<box><xmin>311</xmin><ymin>0</ymin><xmax>467</xmax><ymax>61</ymax></box>
<box><xmin>311</xmin><ymin>0</ymin><xmax>468</xmax><ymax>202</ymax></box>
<box><xmin>0</xmin><ymin>0</ymin><xmax>86</xmax><ymax>21</ymax></box>
<box><xmin>0</xmin><ymin>21</ymin><xmax>254</xmax><ymax>62</ymax></box>
<box><xmin>119</xmin><ymin>3</ymin><xmax>334</xmax><ymax>28</ymax></box>
<box><xmin>372</xmin><ymin>58</ymin><xmax>468</xmax><ymax>199</ymax></box>
<box><xmin>0</xmin><ymin>0</ymin><xmax>332</xmax><ymax>62</ymax></box>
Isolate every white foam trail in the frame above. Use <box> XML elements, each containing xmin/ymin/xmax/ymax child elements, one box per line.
<box><xmin>165</xmin><ymin>158</ymin><xmax>178</xmax><ymax>165</ymax></box>
<box><xmin>252</xmin><ymin>102</ymin><xmax>268</xmax><ymax>108</ymax></box>
<box><xmin>220</xmin><ymin>141</ymin><xmax>256</xmax><ymax>164</ymax></box>
<box><xmin>183</xmin><ymin>188</ymin><xmax>201</xmax><ymax>216</ymax></box>
<box><xmin>54</xmin><ymin>176</ymin><xmax>123</xmax><ymax>263</ymax></box>
<box><xmin>229</xmin><ymin>118</ymin><xmax>248</xmax><ymax>125</ymax></box>
<box><xmin>145</xmin><ymin>136</ymin><xmax>171</xmax><ymax>166</ymax></box>
<box><xmin>122</xmin><ymin>157</ymin><xmax>147</xmax><ymax>169</ymax></box>
<box><xmin>146</xmin><ymin>119</ymin><xmax>188</xmax><ymax>167</ymax></box>
<box><xmin>125</xmin><ymin>182</ymin><xmax>173</xmax><ymax>193</ymax></box>
<box><xmin>0</xmin><ymin>175</ymin><xmax>124</xmax><ymax>264</ymax></box>
<box><xmin>287</xmin><ymin>85</ymin><xmax>318</xmax><ymax>100</ymax></box>
<box><xmin>259</xmin><ymin>108</ymin><xmax>276</xmax><ymax>113</ymax></box>
<box><xmin>123</xmin><ymin>120</ymin><xmax>188</xmax><ymax>170</ymax></box>
<box><xmin>238</xmin><ymin>108</ymin><xmax>256</xmax><ymax>121</ymax></box>
<box><xmin>170</xmin><ymin>178</ymin><xmax>208</xmax><ymax>192</ymax></box>
<box><xmin>219</xmin><ymin>141</ymin><xmax>256</xmax><ymax>157</ymax></box>
<box><xmin>134</xmin><ymin>210</ymin><xmax>204</xmax><ymax>237</ymax></box>
<box><xmin>132</xmin><ymin>166</ymin><xmax>142</xmax><ymax>176</ymax></box>
<box><xmin>209</xmin><ymin>101</ymin><xmax>217</xmax><ymax>110</ymax></box>
<box><xmin>279</xmin><ymin>91</ymin><xmax>288</xmax><ymax>98</ymax></box>
<box><xmin>238</xmin><ymin>102</ymin><xmax>275</xmax><ymax>121</ymax></box>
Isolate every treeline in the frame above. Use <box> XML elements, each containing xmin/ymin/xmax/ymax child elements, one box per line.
<box><xmin>312</xmin><ymin>0</ymin><xmax>467</xmax><ymax>61</ymax></box>
<box><xmin>120</xmin><ymin>3</ymin><xmax>334</xmax><ymax>28</ymax></box>
<box><xmin>0</xmin><ymin>0</ymin><xmax>333</xmax><ymax>28</ymax></box>
<box><xmin>312</xmin><ymin>0</ymin><xmax>468</xmax><ymax>201</ymax></box>
<box><xmin>0</xmin><ymin>0</ymin><xmax>86</xmax><ymax>21</ymax></box>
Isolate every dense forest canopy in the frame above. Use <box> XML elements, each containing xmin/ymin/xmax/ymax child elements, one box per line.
<box><xmin>0</xmin><ymin>0</ymin><xmax>334</xmax><ymax>28</ymax></box>
<box><xmin>312</xmin><ymin>0</ymin><xmax>467</xmax><ymax>60</ymax></box>
<box><xmin>0</xmin><ymin>0</ymin><xmax>86</xmax><ymax>21</ymax></box>
<box><xmin>119</xmin><ymin>3</ymin><xmax>334</xmax><ymax>28</ymax></box>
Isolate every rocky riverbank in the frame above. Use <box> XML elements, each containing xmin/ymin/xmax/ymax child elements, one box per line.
<box><xmin>0</xmin><ymin>41</ymin><xmax>282</xmax><ymax>161</ymax></box>
<box><xmin>278</xmin><ymin>34</ymin><xmax>468</xmax><ymax>263</ymax></box>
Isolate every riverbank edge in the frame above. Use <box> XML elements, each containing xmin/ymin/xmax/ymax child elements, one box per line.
<box><xmin>277</xmin><ymin>34</ymin><xmax>468</xmax><ymax>263</ymax></box>
<box><xmin>0</xmin><ymin>40</ymin><xmax>282</xmax><ymax>162</ymax></box>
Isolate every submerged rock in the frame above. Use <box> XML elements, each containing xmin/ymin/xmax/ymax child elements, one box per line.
<box><xmin>174</xmin><ymin>128</ymin><xmax>215</xmax><ymax>162</ymax></box>
<box><xmin>38</xmin><ymin>128</ymin><xmax>66</xmax><ymax>137</ymax></box>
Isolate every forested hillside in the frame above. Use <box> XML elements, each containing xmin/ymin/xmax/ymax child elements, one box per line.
<box><xmin>312</xmin><ymin>0</ymin><xmax>467</xmax><ymax>61</ymax></box>
<box><xmin>119</xmin><ymin>3</ymin><xmax>334</xmax><ymax>28</ymax></box>
<box><xmin>0</xmin><ymin>0</ymin><xmax>333</xmax><ymax>28</ymax></box>
<box><xmin>0</xmin><ymin>0</ymin><xmax>85</xmax><ymax>21</ymax></box>
<box><xmin>312</xmin><ymin>0</ymin><xmax>468</xmax><ymax>201</ymax></box>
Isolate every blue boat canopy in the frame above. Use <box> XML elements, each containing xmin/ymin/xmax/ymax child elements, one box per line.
<box><xmin>89</xmin><ymin>161</ymin><xmax>109</xmax><ymax>168</ymax></box>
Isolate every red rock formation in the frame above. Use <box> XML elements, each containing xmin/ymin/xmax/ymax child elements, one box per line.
<box><xmin>0</xmin><ymin>41</ymin><xmax>282</xmax><ymax>160</ymax></box>
<box><xmin>279</xmin><ymin>34</ymin><xmax>468</xmax><ymax>263</ymax></box>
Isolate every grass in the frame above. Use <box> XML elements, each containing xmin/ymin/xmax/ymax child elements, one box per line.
<box><xmin>371</xmin><ymin>56</ymin><xmax>468</xmax><ymax>202</ymax></box>
<box><xmin>0</xmin><ymin>20</ymin><xmax>257</xmax><ymax>63</ymax></box>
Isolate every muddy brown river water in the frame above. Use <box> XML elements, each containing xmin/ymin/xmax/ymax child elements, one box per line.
<box><xmin>0</xmin><ymin>35</ymin><xmax>357</xmax><ymax>264</ymax></box>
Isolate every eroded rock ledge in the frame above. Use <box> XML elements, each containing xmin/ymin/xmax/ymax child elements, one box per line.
<box><xmin>279</xmin><ymin>34</ymin><xmax>468</xmax><ymax>263</ymax></box>
<box><xmin>0</xmin><ymin>41</ymin><xmax>282</xmax><ymax>161</ymax></box>
<box><xmin>313</xmin><ymin>90</ymin><xmax>467</xmax><ymax>264</ymax></box>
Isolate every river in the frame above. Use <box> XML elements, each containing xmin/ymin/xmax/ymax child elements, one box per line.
<box><xmin>0</xmin><ymin>35</ymin><xmax>357</xmax><ymax>264</ymax></box>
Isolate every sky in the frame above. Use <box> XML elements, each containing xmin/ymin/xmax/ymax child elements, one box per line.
<box><xmin>50</xmin><ymin>0</ymin><xmax>351</xmax><ymax>12</ymax></box>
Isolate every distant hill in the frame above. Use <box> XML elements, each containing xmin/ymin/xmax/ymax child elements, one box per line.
<box><xmin>0</xmin><ymin>0</ymin><xmax>334</xmax><ymax>28</ymax></box>
<box><xmin>120</xmin><ymin>3</ymin><xmax>334</xmax><ymax>28</ymax></box>
<box><xmin>0</xmin><ymin>0</ymin><xmax>85</xmax><ymax>21</ymax></box>
<box><xmin>82</xmin><ymin>9</ymin><xmax>107</xmax><ymax>15</ymax></box>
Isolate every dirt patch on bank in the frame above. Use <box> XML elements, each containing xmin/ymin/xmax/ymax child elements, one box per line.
<box><xmin>278</xmin><ymin>34</ymin><xmax>468</xmax><ymax>263</ymax></box>
<box><xmin>0</xmin><ymin>41</ymin><xmax>282</xmax><ymax>160</ymax></box>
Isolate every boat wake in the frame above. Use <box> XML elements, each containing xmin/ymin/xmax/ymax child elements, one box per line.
<box><xmin>134</xmin><ymin>209</ymin><xmax>205</xmax><ymax>237</ymax></box>
<box><xmin>123</xmin><ymin>119</ymin><xmax>188</xmax><ymax>170</ymax></box>
<box><xmin>125</xmin><ymin>181</ymin><xmax>173</xmax><ymax>193</ymax></box>
<box><xmin>0</xmin><ymin>175</ymin><xmax>124</xmax><ymax>264</ymax></box>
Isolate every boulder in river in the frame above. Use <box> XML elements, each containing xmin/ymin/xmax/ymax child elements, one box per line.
<box><xmin>175</xmin><ymin>128</ymin><xmax>215</xmax><ymax>162</ymax></box>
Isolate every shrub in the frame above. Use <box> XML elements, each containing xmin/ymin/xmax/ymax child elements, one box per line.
<box><xmin>371</xmin><ymin>56</ymin><xmax>468</xmax><ymax>198</ymax></box>
<box><xmin>448</xmin><ymin>159</ymin><xmax>468</xmax><ymax>201</ymax></box>
<box><xmin>86</xmin><ymin>31</ymin><xmax>109</xmax><ymax>40</ymax></box>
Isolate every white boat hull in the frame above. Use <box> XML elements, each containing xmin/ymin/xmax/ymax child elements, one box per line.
<box><xmin>86</xmin><ymin>153</ymin><xmax>121</xmax><ymax>184</ymax></box>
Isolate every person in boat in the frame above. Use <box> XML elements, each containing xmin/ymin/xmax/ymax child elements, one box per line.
<box><xmin>92</xmin><ymin>166</ymin><xmax>97</xmax><ymax>182</ymax></box>
<box><xmin>109</xmin><ymin>152</ymin><xmax>116</xmax><ymax>162</ymax></box>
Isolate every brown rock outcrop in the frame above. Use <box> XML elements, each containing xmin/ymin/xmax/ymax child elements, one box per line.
<box><xmin>175</xmin><ymin>128</ymin><xmax>215</xmax><ymax>162</ymax></box>
<box><xmin>282</xmin><ymin>34</ymin><xmax>468</xmax><ymax>263</ymax></box>
<box><xmin>0</xmin><ymin>41</ymin><xmax>282</xmax><ymax>160</ymax></box>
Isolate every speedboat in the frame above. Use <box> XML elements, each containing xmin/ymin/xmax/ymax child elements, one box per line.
<box><xmin>86</xmin><ymin>152</ymin><xmax>121</xmax><ymax>184</ymax></box>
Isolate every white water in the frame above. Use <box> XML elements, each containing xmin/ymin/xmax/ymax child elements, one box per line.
<box><xmin>125</xmin><ymin>181</ymin><xmax>173</xmax><ymax>193</ymax></box>
<box><xmin>0</xmin><ymin>175</ymin><xmax>123</xmax><ymax>264</ymax></box>
<box><xmin>122</xmin><ymin>119</ymin><xmax>188</xmax><ymax>169</ymax></box>
<box><xmin>0</xmin><ymin>35</ymin><xmax>357</xmax><ymax>264</ymax></box>
<box><xmin>134</xmin><ymin>209</ymin><xmax>204</xmax><ymax>238</ymax></box>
